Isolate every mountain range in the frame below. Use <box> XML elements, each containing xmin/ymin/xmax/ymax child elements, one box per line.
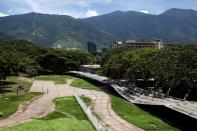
<box><xmin>0</xmin><ymin>13</ymin><xmax>115</xmax><ymax>49</ymax></box>
<box><xmin>0</xmin><ymin>8</ymin><xmax>197</xmax><ymax>49</ymax></box>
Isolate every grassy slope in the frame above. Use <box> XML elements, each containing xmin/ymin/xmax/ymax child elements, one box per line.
<box><xmin>70</xmin><ymin>76</ymin><xmax>178</xmax><ymax>130</ymax></box>
<box><xmin>1</xmin><ymin>97</ymin><xmax>95</xmax><ymax>131</ymax></box>
<box><xmin>71</xmin><ymin>77</ymin><xmax>101</xmax><ymax>91</ymax></box>
<box><xmin>35</xmin><ymin>75</ymin><xmax>101</xmax><ymax>91</ymax></box>
<box><xmin>111</xmin><ymin>95</ymin><xmax>178</xmax><ymax>131</ymax></box>
<box><xmin>0</xmin><ymin>118</ymin><xmax>93</xmax><ymax>131</ymax></box>
<box><xmin>0</xmin><ymin>76</ymin><xmax>40</xmax><ymax>119</ymax></box>
<box><xmin>81</xmin><ymin>96</ymin><xmax>91</xmax><ymax>106</ymax></box>
<box><xmin>35</xmin><ymin>75</ymin><xmax>73</xmax><ymax>84</ymax></box>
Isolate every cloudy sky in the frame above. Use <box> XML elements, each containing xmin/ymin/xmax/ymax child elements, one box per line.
<box><xmin>0</xmin><ymin>0</ymin><xmax>197</xmax><ymax>18</ymax></box>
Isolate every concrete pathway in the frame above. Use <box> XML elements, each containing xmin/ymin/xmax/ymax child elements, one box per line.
<box><xmin>0</xmin><ymin>80</ymin><xmax>142</xmax><ymax>131</ymax></box>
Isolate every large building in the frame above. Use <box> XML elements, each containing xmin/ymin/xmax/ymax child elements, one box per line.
<box><xmin>111</xmin><ymin>39</ymin><xmax>164</xmax><ymax>49</ymax></box>
<box><xmin>87</xmin><ymin>42</ymin><xmax>97</xmax><ymax>52</ymax></box>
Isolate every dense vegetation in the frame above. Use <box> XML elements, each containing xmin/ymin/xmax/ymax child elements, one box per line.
<box><xmin>102</xmin><ymin>46</ymin><xmax>197</xmax><ymax>100</ymax></box>
<box><xmin>0</xmin><ymin>40</ymin><xmax>93</xmax><ymax>79</ymax></box>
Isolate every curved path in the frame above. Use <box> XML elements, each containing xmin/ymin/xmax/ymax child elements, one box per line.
<box><xmin>0</xmin><ymin>80</ymin><xmax>142</xmax><ymax>131</ymax></box>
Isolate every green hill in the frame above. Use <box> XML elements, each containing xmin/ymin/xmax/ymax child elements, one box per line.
<box><xmin>81</xmin><ymin>8</ymin><xmax>197</xmax><ymax>44</ymax></box>
<box><xmin>0</xmin><ymin>12</ymin><xmax>116</xmax><ymax>49</ymax></box>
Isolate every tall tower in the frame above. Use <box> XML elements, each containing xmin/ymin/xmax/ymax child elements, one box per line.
<box><xmin>87</xmin><ymin>42</ymin><xmax>97</xmax><ymax>52</ymax></box>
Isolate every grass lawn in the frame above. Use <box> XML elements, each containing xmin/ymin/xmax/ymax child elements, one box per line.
<box><xmin>0</xmin><ymin>76</ymin><xmax>41</xmax><ymax>119</ymax></box>
<box><xmin>111</xmin><ymin>95</ymin><xmax>179</xmax><ymax>131</ymax></box>
<box><xmin>81</xmin><ymin>96</ymin><xmax>91</xmax><ymax>106</ymax></box>
<box><xmin>35</xmin><ymin>75</ymin><xmax>73</xmax><ymax>84</ymax></box>
<box><xmin>0</xmin><ymin>97</ymin><xmax>95</xmax><ymax>131</ymax></box>
<box><xmin>35</xmin><ymin>75</ymin><xmax>101</xmax><ymax>91</ymax></box>
<box><xmin>71</xmin><ymin>77</ymin><xmax>101</xmax><ymax>91</ymax></box>
<box><xmin>0</xmin><ymin>118</ymin><xmax>93</xmax><ymax>131</ymax></box>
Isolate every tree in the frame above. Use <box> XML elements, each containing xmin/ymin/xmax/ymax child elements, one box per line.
<box><xmin>63</xmin><ymin>49</ymin><xmax>93</xmax><ymax>65</ymax></box>
<box><xmin>0</xmin><ymin>50</ymin><xmax>19</xmax><ymax>80</ymax></box>
<box><xmin>37</xmin><ymin>53</ymin><xmax>77</xmax><ymax>74</ymax></box>
<box><xmin>102</xmin><ymin>45</ymin><xmax>197</xmax><ymax>100</ymax></box>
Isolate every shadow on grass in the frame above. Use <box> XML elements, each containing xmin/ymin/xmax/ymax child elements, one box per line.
<box><xmin>137</xmin><ymin>104</ymin><xmax>197</xmax><ymax>131</ymax></box>
<box><xmin>0</xmin><ymin>81</ymin><xmax>16</xmax><ymax>94</ymax></box>
<box><xmin>0</xmin><ymin>81</ymin><xmax>17</xmax><ymax>85</ymax></box>
<box><xmin>0</xmin><ymin>89</ymin><xmax>13</xmax><ymax>94</ymax></box>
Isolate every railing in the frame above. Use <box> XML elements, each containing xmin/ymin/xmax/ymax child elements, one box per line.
<box><xmin>73</xmin><ymin>90</ymin><xmax>106</xmax><ymax>131</ymax></box>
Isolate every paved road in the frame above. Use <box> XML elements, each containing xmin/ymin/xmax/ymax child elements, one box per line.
<box><xmin>0</xmin><ymin>80</ymin><xmax>142</xmax><ymax>131</ymax></box>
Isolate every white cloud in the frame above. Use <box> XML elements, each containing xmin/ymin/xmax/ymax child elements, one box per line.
<box><xmin>76</xmin><ymin>0</ymin><xmax>112</xmax><ymax>7</ymax></box>
<box><xmin>0</xmin><ymin>12</ymin><xmax>8</xmax><ymax>17</ymax></box>
<box><xmin>25</xmin><ymin>0</ymin><xmax>41</xmax><ymax>12</ymax></box>
<box><xmin>48</xmin><ymin>10</ymin><xmax>85</xmax><ymax>18</ymax></box>
<box><xmin>139</xmin><ymin>10</ymin><xmax>149</xmax><ymax>14</ymax></box>
<box><xmin>86</xmin><ymin>9</ymin><xmax>98</xmax><ymax>17</ymax></box>
<box><xmin>0</xmin><ymin>0</ymin><xmax>112</xmax><ymax>18</ymax></box>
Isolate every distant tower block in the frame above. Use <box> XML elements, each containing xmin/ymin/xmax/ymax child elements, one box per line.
<box><xmin>87</xmin><ymin>42</ymin><xmax>97</xmax><ymax>52</ymax></box>
<box><xmin>153</xmin><ymin>39</ymin><xmax>165</xmax><ymax>49</ymax></box>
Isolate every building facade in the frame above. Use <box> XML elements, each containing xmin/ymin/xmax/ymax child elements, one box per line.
<box><xmin>111</xmin><ymin>39</ymin><xmax>164</xmax><ymax>49</ymax></box>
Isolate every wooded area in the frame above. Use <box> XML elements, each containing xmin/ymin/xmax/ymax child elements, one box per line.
<box><xmin>102</xmin><ymin>46</ymin><xmax>197</xmax><ymax>100</ymax></box>
<box><xmin>0</xmin><ymin>40</ymin><xmax>93</xmax><ymax>78</ymax></box>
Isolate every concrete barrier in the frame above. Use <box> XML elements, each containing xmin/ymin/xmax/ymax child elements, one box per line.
<box><xmin>73</xmin><ymin>90</ymin><xmax>106</xmax><ymax>131</ymax></box>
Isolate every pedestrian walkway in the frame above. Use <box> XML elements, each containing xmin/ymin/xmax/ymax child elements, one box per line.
<box><xmin>0</xmin><ymin>80</ymin><xmax>142</xmax><ymax>131</ymax></box>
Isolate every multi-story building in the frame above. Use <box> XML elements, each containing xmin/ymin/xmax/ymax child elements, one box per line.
<box><xmin>111</xmin><ymin>39</ymin><xmax>164</xmax><ymax>49</ymax></box>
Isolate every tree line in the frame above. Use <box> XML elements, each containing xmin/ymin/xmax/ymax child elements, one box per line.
<box><xmin>102</xmin><ymin>46</ymin><xmax>197</xmax><ymax>100</ymax></box>
<box><xmin>0</xmin><ymin>39</ymin><xmax>196</xmax><ymax>100</ymax></box>
<box><xmin>0</xmin><ymin>40</ymin><xmax>93</xmax><ymax>78</ymax></box>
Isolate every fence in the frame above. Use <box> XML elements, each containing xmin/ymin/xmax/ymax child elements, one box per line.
<box><xmin>73</xmin><ymin>90</ymin><xmax>106</xmax><ymax>131</ymax></box>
